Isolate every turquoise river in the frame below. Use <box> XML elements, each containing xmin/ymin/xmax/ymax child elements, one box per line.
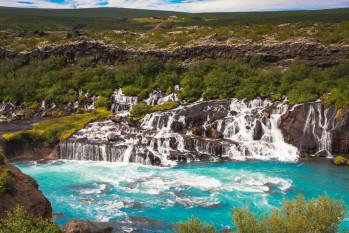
<box><xmin>17</xmin><ymin>159</ymin><xmax>349</xmax><ymax>232</ymax></box>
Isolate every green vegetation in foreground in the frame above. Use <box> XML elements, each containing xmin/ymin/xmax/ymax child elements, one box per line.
<box><xmin>1</xmin><ymin>8</ymin><xmax>349</xmax><ymax>51</ymax></box>
<box><xmin>1</xmin><ymin>108</ymin><xmax>112</xmax><ymax>145</ymax></box>
<box><xmin>130</xmin><ymin>102</ymin><xmax>179</xmax><ymax>121</ymax></box>
<box><xmin>0</xmin><ymin>169</ymin><xmax>9</xmax><ymax>194</ymax></box>
<box><xmin>1</xmin><ymin>57</ymin><xmax>349</xmax><ymax>110</ymax></box>
<box><xmin>0</xmin><ymin>147</ymin><xmax>5</xmax><ymax>165</ymax></box>
<box><xmin>333</xmin><ymin>155</ymin><xmax>349</xmax><ymax>166</ymax></box>
<box><xmin>0</xmin><ymin>206</ymin><xmax>61</xmax><ymax>233</ymax></box>
<box><xmin>175</xmin><ymin>195</ymin><xmax>346</xmax><ymax>233</ymax></box>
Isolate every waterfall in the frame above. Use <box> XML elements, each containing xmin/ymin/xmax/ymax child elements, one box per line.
<box><xmin>144</xmin><ymin>88</ymin><xmax>181</xmax><ymax>106</ymax></box>
<box><xmin>295</xmin><ymin>101</ymin><xmax>336</xmax><ymax>157</ymax></box>
<box><xmin>110</xmin><ymin>89</ymin><xmax>138</xmax><ymax>116</ymax></box>
<box><xmin>59</xmin><ymin>98</ymin><xmax>302</xmax><ymax>165</ymax></box>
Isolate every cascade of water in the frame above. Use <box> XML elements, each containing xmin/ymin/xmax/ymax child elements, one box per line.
<box><xmin>300</xmin><ymin>101</ymin><xmax>336</xmax><ymax>156</ymax></box>
<box><xmin>59</xmin><ymin>98</ymin><xmax>302</xmax><ymax>166</ymax></box>
<box><xmin>110</xmin><ymin>89</ymin><xmax>138</xmax><ymax>116</ymax></box>
<box><xmin>144</xmin><ymin>86</ymin><xmax>181</xmax><ymax>106</ymax></box>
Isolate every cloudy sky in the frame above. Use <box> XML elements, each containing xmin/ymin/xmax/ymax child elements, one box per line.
<box><xmin>2</xmin><ymin>0</ymin><xmax>349</xmax><ymax>12</ymax></box>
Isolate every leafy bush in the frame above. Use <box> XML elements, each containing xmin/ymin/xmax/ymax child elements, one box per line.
<box><xmin>175</xmin><ymin>195</ymin><xmax>346</xmax><ymax>233</ymax></box>
<box><xmin>233</xmin><ymin>195</ymin><xmax>345</xmax><ymax>233</ymax></box>
<box><xmin>0</xmin><ymin>205</ymin><xmax>61</xmax><ymax>233</ymax></box>
<box><xmin>94</xmin><ymin>96</ymin><xmax>111</xmax><ymax>109</ymax></box>
<box><xmin>2</xmin><ymin>108</ymin><xmax>112</xmax><ymax>145</ymax></box>
<box><xmin>0</xmin><ymin>169</ymin><xmax>9</xmax><ymax>194</ymax></box>
<box><xmin>174</xmin><ymin>218</ymin><xmax>216</xmax><ymax>233</ymax></box>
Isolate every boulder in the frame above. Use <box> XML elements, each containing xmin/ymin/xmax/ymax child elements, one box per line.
<box><xmin>253</xmin><ymin>120</ymin><xmax>264</xmax><ymax>140</ymax></box>
<box><xmin>0</xmin><ymin>164</ymin><xmax>52</xmax><ymax>218</ymax></box>
<box><xmin>64</xmin><ymin>219</ymin><xmax>112</xmax><ymax>233</ymax></box>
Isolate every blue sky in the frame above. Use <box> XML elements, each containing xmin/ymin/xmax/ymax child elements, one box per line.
<box><xmin>3</xmin><ymin>0</ymin><xmax>349</xmax><ymax>12</ymax></box>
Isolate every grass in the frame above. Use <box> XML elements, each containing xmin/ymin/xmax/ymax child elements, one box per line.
<box><xmin>130</xmin><ymin>101</ymin><xmax>179</xmax><ymax>121</ymax></box>
<box><xmin>2</xmin><ymin>108</ymin><xmax>112</xmax><ymax>145</ymax></box>
<box><xmin>1</xmin><ymin>7</ymin><xmax>349</xmax><ymax>51</ymax></box>
<box><xmin>0</xmin><ymin>169</ymin><xmax>9</xmax><ymax>194</ymax></box>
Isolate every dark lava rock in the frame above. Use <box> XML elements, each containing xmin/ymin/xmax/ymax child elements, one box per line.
<box><xmin>253</xmin><ymin>120</ymin><xmax>264</xmax><ymax>140</ymax></box>
<box><xmin>0</xmin><ymin>164</ymin><xmax>52</xmax><ymax>218</ymax></box>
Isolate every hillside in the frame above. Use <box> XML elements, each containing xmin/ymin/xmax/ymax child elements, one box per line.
<box><xmin>1</xmin><ymin>7</ymin><xmax>349</xmax><ymax>30</ymax></box>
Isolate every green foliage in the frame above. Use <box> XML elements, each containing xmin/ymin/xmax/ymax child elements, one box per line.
<box><xmin>130</xmin><ymin>101</ymin><xmax>179</xmax><ymax>120</ymax></box>
<box><xmin>174</xmin><ymin>218</ymin><xmax>216</xmax><ymax>233</ymax></box>
<box><xmin>233</xmin><ymin>195</ymin><xmax>345</xmax><ymax>233</ymax></box>
<box><xmin>175</xmin><ymin>196</ymin><xmax>346</xmax><ymax>233</ymax></box>
<box><xmin>1</xmin><ymin>56</ymin><xmax>349</xmax><ymax>110</ymax></box>
<box><xmin>0</xmin><ymin>146</ymin><xmax>5</xmax><ymax>165</ymax></box>
<box><xmin>94</xmin><ymin>96</ymin><xmax>111</xmax><ymax>109</ymax></box>
<box><xmin>1</xmin><ymin>8</ymin><xmax>349</xmax><ymax>50</ymax></box>
<box><xmin>0</xmin><ymin>205</ymin><xmax>61</xmax><ymax>233</ymax></box>
<box><xmin>333</xmin><ymin>155</ymin><xmax>349</xmax><ymax>166</ymax></box>
<box><xmin>0</xmin><ymin>169</ymin><xmax>9</xmax><ymax>194</ymax></box>
<box><xmin>2</xmin><ymin>108</ymin><xmax>112</xmax><ymax>145</ymax></box>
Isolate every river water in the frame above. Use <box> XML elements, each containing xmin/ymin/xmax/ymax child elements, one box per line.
<box><xmin>16</xmin><ymin>159</ymin><xmax>349</xmax><ymax>232</ymax></box>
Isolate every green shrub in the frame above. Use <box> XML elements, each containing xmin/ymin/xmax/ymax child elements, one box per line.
<box><xmin>175</xmin><ymin>195</ymin><xmax>345</xmax><ymax>233</ymax></box>
<box><xmin>0</xmin><ymin>169</ymin><xmax>10</xmax><ymax>193</ymax></box>
<box><xmin>94</xmin><ymin>96</ymin><xmax>111</xmax><ymax>109</ymax></box>
<box><xmin>0</xmin><ymin>205</ymin><xmax>61</xmax><ymax>233</ymax></box>
<box><xmin>333</xmin><ymin>155</ymin><xmax>348</xmax><ymax>166</ymax></box>
<box><xmin>0</xmin><ymin>147</ymin><xmax>5</xmax><ymax>165</ymax></box>
<box><xmin>233</xmin><ymin>195</ymin><xmax>345</xmax><ymax>233</ymax></box>
<box><xmin>174</xmin><ymin>218</ymin><xmax>216</xmax><ymax>233</ymax></box>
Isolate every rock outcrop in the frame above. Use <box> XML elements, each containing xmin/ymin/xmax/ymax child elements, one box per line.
<box><xmin>0</xmin><ymin>164</ymin><xmax>52</xmax><ymax>218</ymax></box>
<box><xmin>64</xmin><ymin>219</ymin><xmax>113</xmax><ymax>233</ymax></box>
<box><xmin>280</xmin><ymin>101</ymin><xmax>349</xmax><ymax>156</ymax></box>
<box><xmin>1</xmin><ymin>40</ymin><xmax>348</xmax><ymax>67</ymax></box>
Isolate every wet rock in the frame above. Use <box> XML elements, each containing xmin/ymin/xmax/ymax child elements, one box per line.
<box><xmin>106</xmin><ymin>132</ymin><xmax>119</xmax><ymax>142</ymax></box>
<box><xmin>170</xmin><ymin>121</ymin><xmax>184</xmax><ymax>132</ymax></box>
<box><xmin>64</xmin><ymin>219</ymin><xmax>112</xmax><ymax>233</ymax></box>
<box><xmin>253</xmin><ymin>120</ymin><xmax>263</xmax><ymax>140</ymax></box>
<box><xmin>110</xmin><ymin>115</ymin><xmax>123</xmax><ymax>123</ymax></box>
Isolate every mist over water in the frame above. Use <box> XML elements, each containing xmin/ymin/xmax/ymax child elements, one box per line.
<box><xmin>17</xmin><ymin>160</ymin><xmax>349</xmax><ymax>232</ymax></box>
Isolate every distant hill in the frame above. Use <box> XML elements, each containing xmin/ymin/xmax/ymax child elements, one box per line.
<box><xmin>0</xmin><ymin>7</ymin><xmax>349</xmax><ymax>30</ymax></box>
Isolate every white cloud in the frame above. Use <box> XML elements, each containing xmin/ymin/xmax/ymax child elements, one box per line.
<box><xmin>3</xmin><ymin>0</ymin><xmax>349</xmax><ymax>12</ymax></box>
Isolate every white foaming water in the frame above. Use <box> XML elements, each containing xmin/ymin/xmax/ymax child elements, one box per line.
<box><xmin>223</xmin><ymin>99</ymin><xmax>298</xmax><ymax>162</ymax></box>
<box><xmin>60</xmin><ymin>97</ymin><xmax>301</xmax><ymax>165</ymax></box>
<box><xmin>110</xmin><ymin>88</ymin><xmax>138</xmax><ymax>116</ymax></box>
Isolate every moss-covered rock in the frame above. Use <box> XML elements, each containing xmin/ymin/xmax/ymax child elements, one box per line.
<box><xmin>333</xmin><ymin>155</ymin><xmax>349</xmax><ymax>166</ymax></box>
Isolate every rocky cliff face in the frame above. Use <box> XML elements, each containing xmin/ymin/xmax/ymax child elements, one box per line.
<box><xmin>280</xmin><ymin>102</ymin><xmax>349</xmax><ymax>156</ymax></box>
<box><xmin>0</xmin><ymin>164</ymin><xmax>52</xmax><ymax>218</ymax></box>
<box><xmin>1</xmin><ymin>40</ymin><xmax>349</xmax><ymax>67</ymax></box>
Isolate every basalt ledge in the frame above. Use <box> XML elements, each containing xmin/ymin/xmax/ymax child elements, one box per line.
<box><xmin>1</xmin><ymin>40</ymin><xmax>349</xmax><ymax>67</ymax></box>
